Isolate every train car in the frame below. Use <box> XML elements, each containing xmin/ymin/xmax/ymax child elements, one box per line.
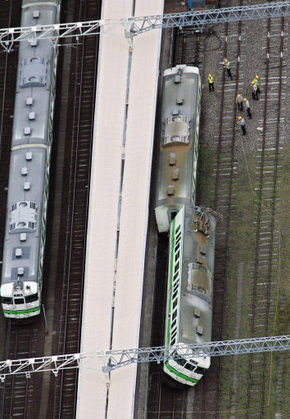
<box><xmin>164</xmin><ymin>205</ymin><xmax>216</xmax><ymax>386</ymax></box>
<box><xmin>0</xmin><ymin>0</ymin><xmax>61</xmax><ymax>319</ymax></box>
<box><xmin>155</xmin><ymin>65</ymin><xmax>201</xmax><ymax>233</ymax></box>
<box><xmin>154</xmin><ymin>65</ymin><xmax>216</xmax><ymax>386</ymax></box>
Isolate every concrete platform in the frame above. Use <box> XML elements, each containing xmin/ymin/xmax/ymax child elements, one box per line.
<box><xmin>76</xmin><ymin>0</ymin><xmax>134</xmax><ymax>417</ymax></box>
<box><xmin>77</xmin><ymin>0</ymin><xmax>164</xmax><ymax>417</ymax></box>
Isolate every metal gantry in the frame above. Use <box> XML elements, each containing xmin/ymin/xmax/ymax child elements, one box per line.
<box><xmin>127</xmin><ymin>1</ymin><xmax>290</xmax><ymax>35</ymax></box>
<box><xmin>0</xmin><ymin>335</ymin><xmax>289</xmax><ymax>381</ymax></box>
<box><xmin>0</xmin><ymin>2</ymin><xmax>289</xmax><ymax>51</ymax></box>
<box><xmin>0</xmin><ymin>19</ymin><xmax>104</xmax><ymax>52</ymax></box>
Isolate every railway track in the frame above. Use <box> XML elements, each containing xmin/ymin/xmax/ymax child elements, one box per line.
<box><xmin>1</xmin><ymin>321</ymin><xmax>44</xmax><ymax>418</ymax></box>
<box><xmin>48</xmin><ymin>0</ymin><xmax>101</xmax><ymax>417</ymax></box>
<box><xmin>146</xmin><ymin>0</ymin><xmax>289</xmax><ymax>417</ymax></box>
<box><xmin>205</xmin><ymin>0</ymin><xmax>244</xmax><ymax>414</ymax></box>
<box><xmin>246</xmin><ymin>15</ymin><xmax>287</xmax><ymax>418</ymax></box>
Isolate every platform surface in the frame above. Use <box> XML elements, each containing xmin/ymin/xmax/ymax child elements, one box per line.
<box><xmin>76</xmin><ymin>0</ymin><xmax>163</xmax><ymax>417</ymax></box>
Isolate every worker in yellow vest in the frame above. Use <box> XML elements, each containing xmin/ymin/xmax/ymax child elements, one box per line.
<box><xmin>208</xmin><ymin>73</ymin><xmax>214</xmax><ymax>92</ymax></box>
<box><xmin>223</xmin><ymin>58</ymin><xmax>233</xmax><ymax>80</ymax></box>
<box><xmin>251</xmin><ymin>80</ymin><xmax>259</xmax><ymax>100</ymax></box>
<box><xmin>254</xmin><ymin>74</ymin><xmax>261</xmax><ymax>94</ymax></box>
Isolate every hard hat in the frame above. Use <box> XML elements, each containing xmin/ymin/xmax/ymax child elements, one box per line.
<box><xmin>224</xmin><ymin>58</ymin><xmax>228</xmax><ymax>63</ymax></box>
<box><xmin>237</xmin><ymin>94</ymin><xmax>241</xmax><ymax>98</ymax></box>
<box><xmin>208</xmin><ymin>73</ymin><xmax>212</xmax><ymax>77</ymax></box>
<box><xmin>243</xmin><ymin>97</ymin><xmax>247</xmax><ymax>102</ymax></box>
<box><xmin>238</xmin><ymin>116</ymin><xmax>242</xmax><ymax>120</ymax></box>
<box><xmin>255</xmin><ymin>74</ymin><xmax>259</xmax><ymax>79</ymax></box>
<box><xmin>251</xmin><ymin>80</ymin><xmax>255</xmax><ymax>85</ymax></box>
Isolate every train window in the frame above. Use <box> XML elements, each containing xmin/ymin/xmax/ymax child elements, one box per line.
<box><xmin>173</xmin><ymin>284</ymin><xmax>179</xmax><ymax>296</ymax></box>
<box><xmin>175</xmin><ymin>357</ymin><xmax>186</xmax><ymax>367</ymax></box>
<box><xmin>1</xmin><ymin>297</ymin><xmax>13</xmax><ymax>304</ymax></box>
<box><xmin>195</xmin><ymin>367</ymin><xmax>205</xmax><ymax>375</ymax></box>
<box><xmin>185</xmin><ymin>363</ymin><xmax>195</xmax><ymax>372</ymax></box>
<box><xmin>172</xmin><ymin>291</ymin><xmax>178</xmax><ymax>303</ymax></box>
<box><xmin>14</xmin><ymin>298</ymin><xmax>25</xmax><ymax>305</ymax></box>
<box><xmin>170</xmin><ymin>334</ymin><xmax>177</xmax><ymax>345</ymax></box>
<box><xmin>25</xmin><ymin>294</ymin><xmax>38</xmax><ymax>303</ymax></box>
<box><xmin>174</xmin><ymin>261</ymin><xmax>179</xmax><ymax>273</ymax></box>
<box><xmin>170</xmin><ymin>211</ymin><xmax>177</xmax><ymax>220</ymax></box>
<box><xmin>175</xmin><ymin>233</ymin><xmax>182</xmax><ymax>245</ymax></box>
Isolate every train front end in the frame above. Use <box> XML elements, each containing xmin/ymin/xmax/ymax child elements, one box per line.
<box><xmin>1</xmin><ymin>282</ymin><xmax>40</xmax><ymax>319</ymax></box>
<box><xmin>164</xmin><ymin>344</ymin><xmax>210</xmax><ymax>386</ymax></box>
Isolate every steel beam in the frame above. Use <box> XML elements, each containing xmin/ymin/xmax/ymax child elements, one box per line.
<box><xmin>0</xmin><ymin>335</ymin><xmax>289</xmax><ymax>380</ymax></box>
<box><xmin>0</xmin><ymin>2</ymin><xmax>289</xmax><ymax>52</ymax></box>
<box><xmin>127</xmin><ymin>2</ymin><xmax>290</xmax><ymax>35</ymax></box>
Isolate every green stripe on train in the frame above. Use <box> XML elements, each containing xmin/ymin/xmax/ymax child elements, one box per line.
<box><xmin>165</xmin><ymin>362</ymin><xmax>199</xmax><ymax>384</ymax></box>
<box><xmin>3</xmin><ymin>306</ymin><xmax>40</xmax><ymax>315</ymax></box>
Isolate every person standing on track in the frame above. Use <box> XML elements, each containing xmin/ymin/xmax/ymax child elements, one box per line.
<box><xmin>243</xmin><ymin>97</ymin><xmax>252</xmax><ymax>119</ymax></box>
<box><xmin>223</xmin><ymin>58</ymin><xmax>233</xmax><ymax>80</ymax></box>
<box><xmin>236</xmin><ymin>94</ymin><xmax>243</xmax><ymax>111</ymax></box>
<box><xmin>251</xmin><ymin>80</ymin><xmax>259</xmax><ymax>100</ymax></box>
<box><xmin>238</xmin><ymin>116</ymin><xmax>246</xmax><ymax>135</ymax></box>
<box><xmin>208</xmin><ymin>73</ymin><xmax>214</xmax><ymax>92</ymax></box>
<box><xmin>254</xmin><ymin>74</ymin><xmax>261</xmax><ymax>94</ymax></box>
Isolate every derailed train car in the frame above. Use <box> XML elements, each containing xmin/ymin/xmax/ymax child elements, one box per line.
<box><xmin>0</xmin><ymin>0</ymin><xmax>61</xmax><ymax>319</ymax></box>
<box><xmin>155</xmin><ymin>65</ymin><xmax>216</xmax><ymax>386</ymax></box>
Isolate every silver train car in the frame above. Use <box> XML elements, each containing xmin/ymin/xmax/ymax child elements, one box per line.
<box><xmin>0</xmin><ymin>0</ymin><xmax>61</xmax><ymax>319</ymax></box>
<box><xmin>155</xmin><ymin>65</ymin><xmax>201</xmax><ymax>233</ymax></box>
<box><xmin>164</xmin><ymin>206</ymin><xmax>216</xmax><ymax>386</ymax></box>
<box><xmin>154</xmin><ymin>65</ymin><xmax>216</xmax><ymax>386</ymax></box>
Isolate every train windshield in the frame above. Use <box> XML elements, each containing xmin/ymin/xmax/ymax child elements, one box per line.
<box><xmin>14</xmin><ymin>298</ymin><xmax>25</xmax><ymax>304</ymax></box>
<box><xmin>195</xmin><ymin>366</ymin><xmax>206</xmax><ymax>375</ymax></box>
<box><xmin>25</xmin><ymin>294</ymin><xmax>38</xmax><ymax>303</ymax></box>
<box><xmin>185</xmin><ymin>362</ymin><xmax>195</xmax><ymax>371</ymax></box>
<box><xmin>175</xmin><ymin>356</ymin><xmax>186</xmax><ymax>367</ymax></box>
<box><xmin>1</xmin><ymin>297</ymin><xmax>13</xmax><ymax>304</ymax></box>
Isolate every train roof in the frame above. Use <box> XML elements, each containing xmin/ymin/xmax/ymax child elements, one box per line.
<box><xmin>179</xmin><ymin>207</ymin><xmax>216</xmax><ymax>345</ymax></box>
<box><xmin>2</xmin><ymin>148</ymin><xmax>46</xmax><ymax>285</ymax></box>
